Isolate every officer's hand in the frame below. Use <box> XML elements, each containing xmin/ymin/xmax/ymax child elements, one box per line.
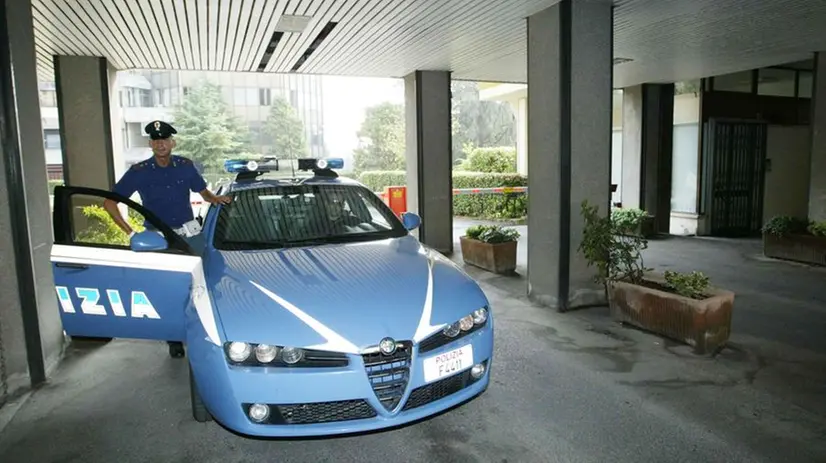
<box><xmin>212</xmin><ymin>195</ymin><xmax>232</xmax><ymax>205</ymax></box>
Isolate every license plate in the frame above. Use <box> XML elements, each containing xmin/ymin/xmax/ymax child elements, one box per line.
<box><xmin>422</xmin><ymin>344</ymin><xmax>474</xmax><ymax>383</ymax></box>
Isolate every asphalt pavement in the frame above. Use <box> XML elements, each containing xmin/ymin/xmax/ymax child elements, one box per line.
<box><xmin>0</xmin><ymin>221</ymin><xmax>825</xmax><ymax>462</ymax></box>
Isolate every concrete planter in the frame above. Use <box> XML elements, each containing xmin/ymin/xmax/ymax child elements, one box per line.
<box><xmin>459</xmin><ymin>236</ymin><xmax>517</xmax><ymax>275</ymax></box>
<box><xmin>763</xmin><ymin>233</ymin><xmax>826</xmax><ymax>267</ymax></box>
<box><xmin>607</xmin><ymin>273</ymin><xmax>735</xmax><ymax>355</ymax></box>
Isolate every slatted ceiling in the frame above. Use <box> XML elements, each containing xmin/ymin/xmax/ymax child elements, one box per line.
<box><xmin>27</xmin><ymin>0</ymin><xmax>826</xmax><ymax>86</ymax></box>
<box><xmin>242</xmin><ymin>0</ymin><xmax>284</xmax><ymax>72</ymax></box>
<box><xmin>301</xmin><ymin>0</ymin><xmax>393</xmax><ymax>75</ymax></box>
<box><xmin>341</xmin><ymin>0</ymin><xmax>460</xmax><ymax>77</ymax></box>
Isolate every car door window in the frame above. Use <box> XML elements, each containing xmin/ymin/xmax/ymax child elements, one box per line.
<box><xmin>68</xmin><ymin>193</ymin><xmax>148</xmax><ymax>248</ymax></box>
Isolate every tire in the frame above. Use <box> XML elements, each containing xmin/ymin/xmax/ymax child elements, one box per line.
<box><xmin>189</xmin><ymin>366</ymin><xmax>213</xmax><ymax>422</ymax></box>
<box><xmin>169</xmin><ymin>341</ymin><xmax>185</xmax><ymax>358</ymax></box>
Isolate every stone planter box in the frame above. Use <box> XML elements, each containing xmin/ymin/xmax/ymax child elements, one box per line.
<box><xmin>763</xmin><ymin>233</ymin><xmax>826</xmax><ymax>267</ymax></box>
<box><xmin>607</xmin><ymin>273</ymin><xmax>735</xmax><ymax>355</ymax></box>
<box><xmin>459</xmin><ymin>236</ymin><xmax>517</xmax><ymax>275</ymax></box>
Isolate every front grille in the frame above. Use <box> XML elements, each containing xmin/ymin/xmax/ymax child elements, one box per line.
<box><xmin>362</xmin><ymin>341</ymin><xmax>412</xmax><ymax>411</ymax></box>
<box><xmin>402</xmin><ymin>369</ymin><xmax>473</xmax><ymax>411</ymax></box>
<box><xmin>243</xmin><ymin>399</ymin><xmax>377</xmax><ymax>425</ymax></box>
<box><xmin>275</xmin><ymin>399</ymin><xmax>376</xmax><ymax>424</ymax></box>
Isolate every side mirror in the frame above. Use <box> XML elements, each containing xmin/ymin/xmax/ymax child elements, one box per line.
<box><xmin>401</xmin><ymin>212</ymin><xmax>421</xmax><ymax>231</ymax></box>
<box><xmin>130</xmin><ymin>230</ymin><xmax>168</xmax><ymax>252</ymax></box>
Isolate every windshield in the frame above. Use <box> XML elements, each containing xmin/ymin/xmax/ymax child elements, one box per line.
<box><xmin>212</xmin><ymin>184</ymin><xmax>408</xmax><ymax>250</ymax></box>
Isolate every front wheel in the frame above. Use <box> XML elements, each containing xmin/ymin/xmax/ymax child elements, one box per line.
<box><xmin>189</xmin><ymin>366</ymin><xmax>213</xmax><ymax>423</ymax></box>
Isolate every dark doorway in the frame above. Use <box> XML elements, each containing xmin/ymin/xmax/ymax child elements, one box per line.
<box><xmin>702</xmin><ymin>118</ymin><xmax>768</xmax><ymax>237</ymax></box>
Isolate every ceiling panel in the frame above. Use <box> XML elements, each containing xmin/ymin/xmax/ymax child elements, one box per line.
<box><xmin>29</xmin><ymin>0</ymin><xmax>826</xmax><ymax>87</ymax></box>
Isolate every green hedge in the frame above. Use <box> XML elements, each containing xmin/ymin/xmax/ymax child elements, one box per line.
<box><xmin>358</xmin><ymin>170</ymin><xmax>527</xmax><ymax>219</ymax></box>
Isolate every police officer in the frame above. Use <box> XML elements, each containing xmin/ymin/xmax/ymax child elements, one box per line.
<box><xmin>103</xmin><ymin>120</ymin><xmax>231</xmax><ymax>358</ymax></box>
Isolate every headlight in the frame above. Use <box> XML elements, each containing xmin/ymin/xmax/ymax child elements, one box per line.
<box><xmin>281</xmin><ymin>346</ymin><xmax>304</xmax><ymax>364</ymax></box>
<box><xmin>228</xmin><ymin>342</ymin><xmax>252</xmax><ymax>362</ymax></box>
<box><xmin>442</xmin><ymin>322</ymin><xmax>461</xmax><ymax>337</ymax></box>
<box><xmin>223</xmin><ymin>342</ymin><xmax>347</xmax><ymax>367</ymax></box>
<box><xmin>255</xmin><ymin>344</ymin><xmax>279</xmax><ymax>363</ymax></box>
<box><xmin>472</xmin><ymin>308</ymin><xmax>488</xmax><ymax>324</ymax></box>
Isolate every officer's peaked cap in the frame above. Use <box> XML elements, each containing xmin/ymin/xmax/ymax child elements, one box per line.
<box><xmin>145</xmin><ymin>120</ymin><xmax>177</xmax><ymax>140</ymax></box>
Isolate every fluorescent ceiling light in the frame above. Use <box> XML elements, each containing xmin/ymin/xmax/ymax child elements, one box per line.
<box><xmin>275</xmin><ymin>15</ymin><xmax>312</xmax><ymax>33</ymax></box>
<box><xmin>613</xmin><ymin>57</ymin><xmax>633</xmax><ymax>65</ymax></box>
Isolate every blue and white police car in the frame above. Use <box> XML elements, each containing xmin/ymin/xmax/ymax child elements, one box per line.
<box><xmin>50</xmin><ymin>157</ymin><xmax>493</xmax><ymax>437</ymax></box>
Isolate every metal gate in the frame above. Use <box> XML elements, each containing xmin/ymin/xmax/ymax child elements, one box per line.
<box><xmin>703</xmin><ymin>119</ymin><xmax>768</xmax><ymax>237</ymax></box>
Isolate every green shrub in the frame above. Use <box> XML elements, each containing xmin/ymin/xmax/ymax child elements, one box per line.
<box><xmin>465</xmin><ymin>224</ymin><xmax>520</xmax><ymax>243</ymax></box>
<box><xmin>808</xmin><ymin>221</ymin><xmax>826</xmax><ymax>237</ymax></box>
<box><xmin>76</xmin><ymin>205</ymin><xmax>145</xmax><ymax>246</ymax></box>
<box><xmin>610</xmin><ymin>207</ymin><xmax>650</xmax><ymax>234</ymax></box>
<box><xmin>663</xmin><ymin>270</ymin><xmax>710</xmax><ymax>299</ymax></box>
<box><xmin>579</xmin><ymin>200</ymin><xmax>649</xmax><ymax>285</ymax></box>
<box><xmin>357</xmin><ymin>170</ymin><xmax>527</xmax><ymax>220</ymax></box>
<box><xmin>762</xmin><ymin>215</ymin><xmax>810</xmax><ymax>236</ymax></box>
<box><xmin>455</xmin><ymin>146</ymin><xmax>517</xmax><ymax>173</ymax></box>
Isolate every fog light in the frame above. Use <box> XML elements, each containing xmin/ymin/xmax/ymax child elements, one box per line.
<box><xmin>470</xmin><ymin>362</ymin><xmax>486</xmax><ymax>379</ymax></box>
<box><xmin>248</xmin><ymin>403</ymin><xmax>269</xmax><ymax>422</ymax></box>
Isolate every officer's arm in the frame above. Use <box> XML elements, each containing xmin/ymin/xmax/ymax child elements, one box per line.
<box><xmin>188</xmin><ymin>164</ymin><xmax>231</xmax><ymax>204</ymax></box>
<box><xmin>105</xmin><ymin>168</ymin><xmax>139</xmax><ymax>235</ymax></box>
<box><xmin>103</xmin><ymin>199</ymin><xmax>134</xmax><ymax>236</ymax></box>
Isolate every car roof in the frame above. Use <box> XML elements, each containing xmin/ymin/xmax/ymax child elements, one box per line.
<box><xmin>222</xmin><ymin>174</ymin><xmax>367</xmax><ymax>193</ymax></box>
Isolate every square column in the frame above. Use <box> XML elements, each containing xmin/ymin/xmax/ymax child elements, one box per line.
<box><xmin>526</xmin><ymin>0</ymin><xmax>613</xmax><ymax>311</ymax></box>
<box><xmin>621</xmin><ymin>83</ymin><xmax>675</xmax><ymax>232</ymax></box>
<box><xmin>54</xmin><ymin>55</ymin><xmax>119</xmax><ymax>190</ymax></box>
<box><xmin>0</xmin><ymin>0</ymin><xmax>62</xmax><ymax>395</ymax></box>
<box><xmin>404</xmin><ymin>70</ymin><xmax>453</xmax><ymax>254</ymax></box>
<box><xmin>810</xmin><ymin>52</ymin><xmax>826</xmax><ymax>221</ymax></box>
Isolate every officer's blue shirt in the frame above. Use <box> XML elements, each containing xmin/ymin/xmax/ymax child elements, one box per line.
<box><xmin>113</xmin><ymin>155</ymin><xmax>207</xmax><ymax>228</ymax></box>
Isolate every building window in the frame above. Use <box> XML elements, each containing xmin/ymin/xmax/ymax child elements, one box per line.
<box><xmin>712</xmin><ymin>70</ymin><xmax>753</xmax><ymax>93</ymax></box>
<box><xmin>43</xmin><ymin>129</ymin><xmax>61</xmax><ymax>150</ymax></box>
<box><xmin>259</xmin><ymin>88</ymin><xmax>271</xmax><ymax>106</ymax></box>
<box><xmin>670</xmin><ymin>123</ymin><xmax>700</xmax><ymax>213</ymax></box>
<box><xmin>757</xmin><ymin>68</ymin><xmax>796</xmax><ymax>97</ymax></box>
<box><xmin>139</xmin><ymin>89</ymin><xmax>151</xmax><ymax>107</ymax></box>
<box><xmin>39</xmin><ymin>90</ymin><xmax>57</xmax><ymax>107</ymax></box>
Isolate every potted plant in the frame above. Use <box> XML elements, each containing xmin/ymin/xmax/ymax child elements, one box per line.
<box><xmin>460</xmin><ymin>224</ymin><xmax>520</xmax><ymax>275</ymax></box>
<box><xmin>611</xmin><ymin>207</ymin><xmax>656</xmax><ymax>238</ymax></box>
<box><xmin>579</xmin><ymin>200</ymin><xmax>734</xmax><ymax>355</ymax></box>
<box><xmin>762</xmin><ymin>215</ymin><xmax>826</xmax><ymax>266</ymax></box>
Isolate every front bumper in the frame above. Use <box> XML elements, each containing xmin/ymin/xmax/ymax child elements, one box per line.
<box><xmin>187</xmin><ymin>324</ymin><xmax>493</xmax><ymax>437</ymax></box>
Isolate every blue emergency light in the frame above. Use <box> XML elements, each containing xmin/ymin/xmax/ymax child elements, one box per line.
<box><xmin>224</xmin><ymin>157</ymin><xmax>280</xmax><ymax>174</ymax></box>
<box><xmin>297</xmin><ymin>157</ymin><xmax>344</xmax><ymax>171</ymax></box>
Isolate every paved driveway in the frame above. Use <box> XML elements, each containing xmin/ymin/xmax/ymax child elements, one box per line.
<box><xmin>1</xmin><ymin>220</ymin><xmax>825</xmax><ymax>462</ymax></box>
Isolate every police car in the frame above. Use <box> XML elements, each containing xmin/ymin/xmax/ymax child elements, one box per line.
<box><xmin>50</xmin><ymin>157</ymin><xmax>493</xmax><ymax>437</ymax></box>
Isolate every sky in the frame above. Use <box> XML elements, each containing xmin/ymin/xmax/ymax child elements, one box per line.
<box><xmin>320</xmin><ymin>75</ymin><xmax>404</xmax><ymax>163</ymax></box>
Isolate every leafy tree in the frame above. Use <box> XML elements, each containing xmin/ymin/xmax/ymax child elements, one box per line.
<box><xmin>451</xmin><ymin>81</ymin><xmax>516</xmax><ymax>162</ymax></box>
<box><xmin>353</xmin><ymin>102</ymin><xmax>405</xmax><ymax>174</ymax></box>
<box><xmin>170</xmin><ymin>81</ymin><xmax>252</xmax><ymax>171</ymax></box>
<box><xmin>262</xmin><ymin>96</ymin><xmax>308</xmax><ymax>159</ymax></box>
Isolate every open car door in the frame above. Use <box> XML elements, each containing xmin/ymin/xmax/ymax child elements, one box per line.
<box><xmin>50</xmin><ymin>185</ymin><xmax>203</xmax><ymax>342</ymax></box>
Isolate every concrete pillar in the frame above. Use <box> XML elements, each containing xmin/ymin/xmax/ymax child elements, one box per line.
<box><xmin>54</xmin><ymin>55</ymin><xmax>118</xmax><ymax>190</ymax></box>
<box><xmin>526</xmin><ymin>0</ymin><xmax>613</xmax><ymax>311</ymax></box>
<box><xmin>0</xmin><ymin>0</ymin><xmax>64</xmax><ymax>397</ymax></box>
<box><xmin>810</xmin><ymin>52</ymin><xmax>826</xmax><ymax>221</ymax></box>
<box><xmin>621</xmin><ymin>83</ymin><xmax>675</xmax><ymax>232</ymax></box>
<box><xmin>404</xmin><ymin>70</ymin><xmax>453</xmax><ymax>254</ymax></box>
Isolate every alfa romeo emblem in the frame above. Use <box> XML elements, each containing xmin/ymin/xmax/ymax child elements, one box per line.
<box><xmin>379</xmin><ymin>337</ymin><xmax>397</xmax><ymax>355</ymax></box>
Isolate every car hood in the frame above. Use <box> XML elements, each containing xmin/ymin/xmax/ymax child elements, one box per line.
<box><xmin>204</xmin><ymin>235</ymin><xmax>488</xmax><ymax>353</ymax></box>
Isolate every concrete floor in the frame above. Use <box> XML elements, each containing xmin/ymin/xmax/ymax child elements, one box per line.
<box><xmin>1</xmin><ymin>221</ymin><xmax>825</xmax><ymax>462</ymax></box>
